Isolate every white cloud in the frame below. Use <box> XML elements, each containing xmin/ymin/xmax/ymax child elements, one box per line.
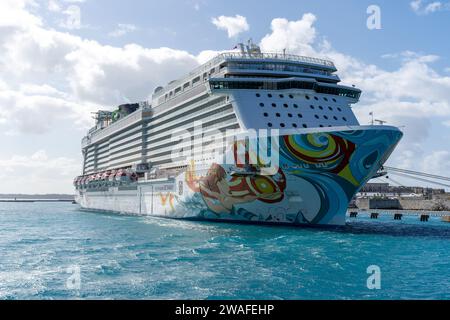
<box><xmin>420</xmin><ymin>151</ymin><xmax>450</xmax><ymax>176</ymax></box>
<box><xmin>425</xmin><ymin>1</ymin><xmax>443</xmax><ymax>12</ymax></box>
<box><xmin>0</xmin><ymin>2</ymin><xmax>204</xmax><ymax>136</ymax></box>
<box><xmin>59</xmin><ymin>4</ymin><xmax>81</xmax><ymax>29</ymax></box>
<box><xmin>260</xmin><ymin>13</ymin><xmax>317</xmax><ymax>56</ymax></box>
<box><xmin>211</xmin><ymin>14</ymin><xmax>249</xmax><ymax>38</ymax></box>
<box><xmin>48</xmin><ymin>0</ymin><xmax>61</xmax><ymax>12</ymax></box>
<box><xmin>0</xmin><ymin>82</ymin><xmax>97</xmax><ymax>135</ymax></box>
<box><xmin>0</xmin><ymin>150</ymin><xmax>80</xmax><ymax>194</ymax></box>
<box><xmin>0</xmin><ymin>0</ymin><xmax>42</xmax><ymax>28</ymax></box>
<box><xmin>108</xmin><ymin>23</ymin><xmax>138</xmax><ymax>38</ymax></box>
<box><xmin>410</xmin><ymin>0</ymin><xmax>449</xmax><ymax>14</ymax></box>
<box><xmin>411</xmin><ymin>0</ymin><xmax>423</xmax><ymax>11</ymax></box>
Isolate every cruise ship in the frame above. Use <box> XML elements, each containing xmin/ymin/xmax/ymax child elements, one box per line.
<box><xmin>74</xmin><ymin>41</ymin><xmax>403</xmax><ymax>226</ymax></box>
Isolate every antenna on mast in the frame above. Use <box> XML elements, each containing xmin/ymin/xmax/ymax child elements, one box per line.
<box><xmin>375</xmin><ymin>119</ymin><xmax>387</xmax><ymax>125</ymax></box>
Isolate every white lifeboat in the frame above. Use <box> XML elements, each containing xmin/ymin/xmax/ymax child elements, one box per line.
<box><xmin>87</xmin><ymin>174</ymin><xmax>96</xmax><ymax>187</ymax></box>
<box><xmin>108</xmin><ymin>170</ymin><xmax>117</xmax><ymax>184</ymax></box>
<box><xmin>76</xmin><ymin>176</ymin><xmax>83</xmax><ymax>189</ymax></box>
<box><xmin>80</xmin><ymin>176</ymin><xmax>87</xmax><ymax>188</ymax></box>
<box><xmin>130</xmin><ymin>172</ymin><xmax>138</xmax><ymax>182</ymax></box>
<box><xmin>100</xmin><ymin>171</ymin><xmax>110</xmax><ymax>187</ymax></box>
<box><xmin>115</xmin><ymin>169</ymin><xmax>131</xmax><ymax>184</ymax></box>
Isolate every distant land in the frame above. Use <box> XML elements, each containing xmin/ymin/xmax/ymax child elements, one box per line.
<box><xmin>0</xmin><ymin>194</ymin><xmax>75</xmax><ymax>200</ymax></box>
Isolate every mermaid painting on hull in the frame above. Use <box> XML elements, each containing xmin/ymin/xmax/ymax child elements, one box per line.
<box><xmin>185</xmin><ymin>162</ymin><xmax>287</xmax><ymax>215</ymax></box>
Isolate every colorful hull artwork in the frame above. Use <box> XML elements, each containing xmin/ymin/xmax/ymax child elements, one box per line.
<box><xmin>178</xmin><ymin>127</ymin><xmax>403</xmax><ymax>226</ymax></box>
<box><xmin>77</xmin><ymin>127</ymin><xmax>402</xmax><ymax>226</ymax></box>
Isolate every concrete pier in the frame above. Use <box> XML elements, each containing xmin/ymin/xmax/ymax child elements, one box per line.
<box><xmin>347</xmin><ymin>209</ymin><xmax>450</xmax><ymax>223</ymax></box>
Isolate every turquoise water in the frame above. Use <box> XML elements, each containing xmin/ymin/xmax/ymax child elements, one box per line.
<box><xmin>0</xmin><ymin>202</ymin><xmax>449</xmax><ymax>300</ymax></box>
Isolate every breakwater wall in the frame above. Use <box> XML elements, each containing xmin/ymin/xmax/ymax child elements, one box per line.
<box><xmin>356</xmin><ymin>198</ymin><xmax>450</xmax><ymax>211</ymax></box>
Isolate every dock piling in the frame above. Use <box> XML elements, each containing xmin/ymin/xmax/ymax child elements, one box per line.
<box><xmin>370</xmin><ymin>212</ymin><xmax>379</xmax><ymax>219</ymax></box>
<box><xmin>349</xmin><ymin>211</ymin><xmax>358</xmax><ymax>218</ymax></box>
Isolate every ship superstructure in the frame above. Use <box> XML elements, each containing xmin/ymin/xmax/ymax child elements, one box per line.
<box><xmin>74</xmin><ymin>42</ymin><xmax>402</xmax><ymax>226</ymax></box>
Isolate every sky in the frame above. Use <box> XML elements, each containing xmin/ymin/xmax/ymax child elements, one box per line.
<box><xmin>1</xmin><ymin>0</ymin><xmax>450</xmax><ymax>194</ymax></box>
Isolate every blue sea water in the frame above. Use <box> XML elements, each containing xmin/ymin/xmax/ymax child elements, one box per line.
<box><xmin>0</xmin><ymin>202</ymin><xmax>449</xmax><ymax>300</ymax></box>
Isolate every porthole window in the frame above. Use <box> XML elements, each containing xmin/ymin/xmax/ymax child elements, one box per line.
<box><xmin>279</xmin><ymin>94</ymin><xmax>284</xmax><ymax>98</ymax></box>
<box><xmin>289</xmin><ymin>94</ymin><xmax>294</xmax><ymax>99</ymax></box>
<box><xmin>314</xmin><ymin>96</ymin><xmax>319</xmax><ymax>101</ymax></box>
<box><xmin>303</xmin><ymin>124</ymin><xmax>308</xmax><ymax>128</ymax></box>
<box><xmin>332</xmin><ymin>98</ymin><xmax>337</xmax><ymax>102</ymax></box>
<box><xmin>319</xmin><ymin>125</ymin><xmax>324</xmax><ymax>127</ymax></box>
<box><xmin>337</xmin><ymin>107</ymin><xmax>342</xmax><ymax>112</ymax></box>
<box><xmin>263</xmin><ymin>112</ymin><xmax>268</xmax><ymax>117</ymax></box>
<box><xmin>280</xmin><ymin>123</ymin><xmax>285</xmax><ymax>128</ymax></box>
<box><xmin>328</xmin><ymin>107</ymin><xmax>333</xmax><ymax>111</ymax></box>
<box><xmin>314</xmin><ymin>115</ymin><xmax>319</xmax><ymax>119</ymax></box>
<box><xmin>319</xmin><ymin>106</ymin><xmax>324</xmax><ymax>110</ymax></box>
<box><xmin>268</xmin><ymin>122</ymin><xmax>273</xmax><ymax>127</ymax></box>
<box><xmin>292</xmin><ymin>123</ymin><xmax>298</xmax><ymax>128</ymax></box>
<box><xmin>324</xmin><ymin>115</ymin><xmax>329</xmax><ymax>119</ymax></box>
<box><xmin>272</xmin><ymin>103</ymin><xmax>277</xmax><ymax>108</ymax></box>
<box><xmin>256</xmin><ymin>93</ymin><xmax>261</xmax><ymax>97</ymax></box>
<box><xmin>333</xmin><ymin>116</ymin><xmax>338</xmax><ymax>120</ymax></box>
<box><xmin>297</xmin><ymin>113</ymin><xmax>303</xmax><ymax>118</ymax></box>
<box><xmin>343</xmin><ymin>117</ymin><xmax>347</xmax><ymax>121</ymax></box>
<box><xmin>288</xmin><ymin>113</ymin><xmax>293</xmax><ymax>118</ymax></box>
<box><xmin>268</xmin><ymin>94</ymin><xmax>273</xmax><ymax>98</ymax></box>
<box><xmin>310</xmin><ymin>105</ymin><xmax>315</xmax><ymax>110</ymax></box>
<box><xmin>259</xmin><ymin>103</ymin><xmax>265</xmax><ymax>107</ymax></box>
<box><xmin>324</xmin><ymin>97</ymin><xmax>328</xmax><ymax>101</ymax></box>
<box><xmin>305</xmin><ymin>95</ymin><xmax>310</xmax><ymax>100</ymax></box>
<box><xmin>283</xmin><ymin>103</ymin><xmax>288</xmax><ymax>108</ymax></box>
<box><xmin>276</xmin><ymin>113</ymin><xmax>281</xmax><ymax>117</ymax></box>
<box><xmin>293</xmin><ymin>104</ymin><xmax>299</xmax><ymax>108</ymax></box>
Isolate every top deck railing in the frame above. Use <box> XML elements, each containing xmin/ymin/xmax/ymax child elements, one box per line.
<box><xmin>160</xmin><ymin>51</ymin><xmax>336</xmax><ymax>94</ymax></box>
<box><xmin>217</xmin><ymin>52</ymin><xmax>336</xmax><ymax>68</ymax></box>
